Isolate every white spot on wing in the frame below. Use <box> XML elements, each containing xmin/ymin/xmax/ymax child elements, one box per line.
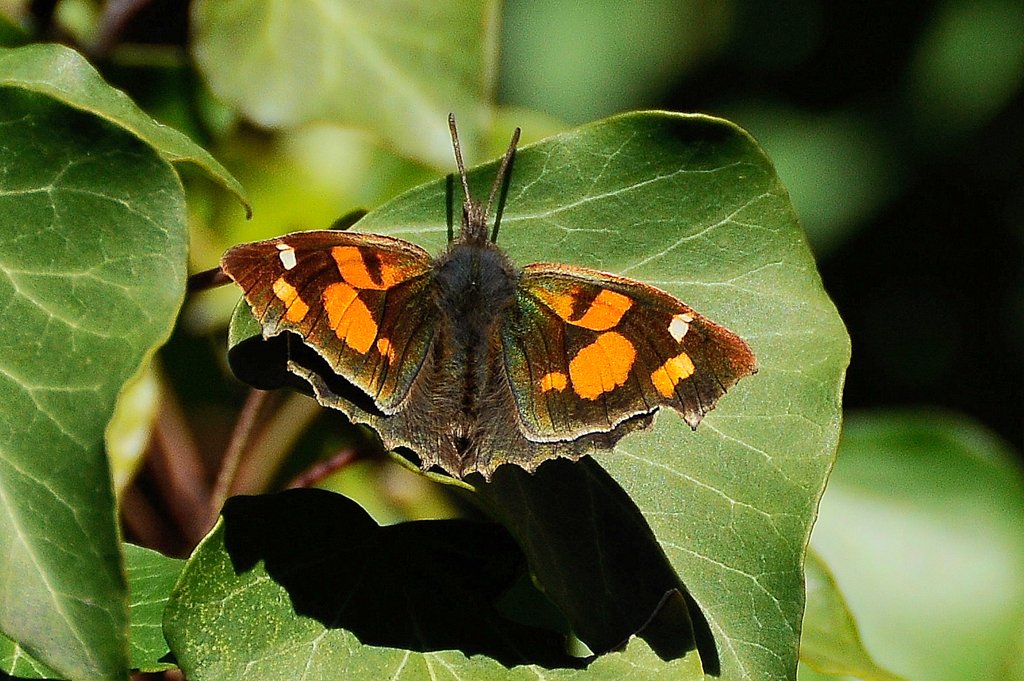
<box><xmin>276</xmin><ymin>243</ymin><xmax>297</xmax><ymax>270</ymax></box>
<box><xmin>669</xmin><ymin>313</ymin><xmax>690</xmax><ymax>342</ymax></box>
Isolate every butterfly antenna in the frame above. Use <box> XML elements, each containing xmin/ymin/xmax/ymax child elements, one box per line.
<box><xmin>485</xmin><ymin>126</ymin><xmax>521</xmax><ymax>224</ymax></box>
<box><xmin>448</xmin><ymin>113</ymin><xmax>473</xmax><ymax>208</ymax></box>
<box><xmin>449</xmin><ymin>114</ymin><xmax>521</xmax><ymax>242</ymax></box>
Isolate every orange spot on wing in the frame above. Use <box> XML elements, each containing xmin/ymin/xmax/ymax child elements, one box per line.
<box><xmin>569</xmin><ymin>331</ymin><xmax>636</xmax><ymax>400</ymax></box>
<box><xmin>533</xmin><ymin>288</ymin><xmax>577</xmax><ymax>322</ymax></box>
<box><xmin>323</xmin><ymin>282</ymin><xmax>358</xmax><ymax>331</ymax></box>
<box><xmin>331</xmin><ymin>246</ymin><xmax>403</xmax><ymax>290</ymax></box>
<box><xmin>376</xmin><ymin>337</ymin><xmax>396</xmax><ymax>363</ymax></box>
<box><xmin>573</xmin><ymin>289</ymin><xmax>633</xmax><ymax>331</ymax></box>
<box><xmin>539</xmin><ymin>371</ymin><xmax>568</xmax><ymax>392</ymax></box>
<box><xmin>323</xmin><ymin>282</ymin><xmax>377</xmax><ymax>353</ymax></box>
<box><xmin>651</xmin><ymin>351</ymin><xmax>695</xmax><ymax>398</ymax></box>
<box><xmin>534</xmin><ymin>287</ymin><xmax>633</xmax><ymax>331</ymax></box>
<box><xmin>272</xmin><ymin>277</ymin><xmax>309</xmax><ymax>322</ymax></box>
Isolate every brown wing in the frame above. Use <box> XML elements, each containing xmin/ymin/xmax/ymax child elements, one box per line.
<box><xmin>221</xmin><ymin>230</ymin><xmax>435</xmax><ymax>413</ymax></box>
<box><xmin>504</xmin><ymin>263</ymin><xmax>757</xmax><ymax>441</ymax></box>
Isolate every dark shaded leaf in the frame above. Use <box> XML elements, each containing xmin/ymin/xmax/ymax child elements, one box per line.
<box><xmin>165</xmin><ymin>489</ymin><xmax>585</xmax><ymax>677</ymax></box>
<box><xmin>475</xmin><ymin>460</ymin><xmax>704</xmax><ymax>663</ymax></box>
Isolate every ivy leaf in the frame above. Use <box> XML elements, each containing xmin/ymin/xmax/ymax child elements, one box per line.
<box><xmin>165</xmin><ymin>489</ymin><xmax>708</xmax><ymax>680</ymax></box>
<box><xmin>0</xmin><ymin>636</ymin><xmax>59</xmax><ymax>679</ymax></box>
<box><xmin>125</xmin><ymin>544</ymin><xmax>185</xmax><ymax>673</ymax></box>
<box><xmin>166</xmin><ymin>490</ymin><xmax>586</xmax><ymax>674</ymax></box>
<box><xmin>0</xmin><ymin>46</ymin><xmax>245</xmax><ymax>681</ymax></box>
<box><xmin>0</xmin><ymin>544</ymin><xmax>185</xmax><ymax>679</ymax></box>
<box><xmin>0</xmin><ymin>43</ymin><xmax>249</xmax><ymax>214</ymax></box>
<box><xmin>217</xmin><ymin>111</ymin><xmax>849</xmax><ymax>679</ymax></box>
<box><xmin>191</xmin><ymin>0</ymin><xmax>499</xmax><ymax>167</ymax></box>
<box><xmin>0</xmin><ymin>87</ymin><xmax>182</xmax><ymax>681</ymax></box>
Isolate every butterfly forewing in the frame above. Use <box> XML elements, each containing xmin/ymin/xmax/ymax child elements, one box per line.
<box><xmin>506</xmin><ymin>264</ymin><xmax>757</xmax><ymax>441</ymax></box>
<box><xmin>221</xmin><ymin>231</ymin><xmax>435</xmax><ymax>412</ymax></box>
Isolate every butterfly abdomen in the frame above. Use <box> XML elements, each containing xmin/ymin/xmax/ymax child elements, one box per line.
<box><xmin>429</xmin><ymin>241</ymin><xmax>519</xmax><ymax>455</ymax></box>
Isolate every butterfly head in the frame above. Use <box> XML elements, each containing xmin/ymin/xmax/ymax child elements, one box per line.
<box><xmin>448</xmin><ymin>114</ymin><xmax>521</xmax><ymax>246</ymax></box>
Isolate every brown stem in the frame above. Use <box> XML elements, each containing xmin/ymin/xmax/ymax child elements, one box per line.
<box><xmin>120</xmin><ymin>480</ymin><xmax>180</xmax><ymax>556</ymax></box>
<box><xmin>150</xmin><ymin>383</ymin><xmax>213</xmax><ymax>546</ymax></box>
<box><xmin>285</xmin><ymin>448</ymin><xmax>358</xmax><ymax>489</ymax></box>
<box><xmin>206</xmin><ymin>388</ymin><xmax>271</xmax><ymax>524</ymax></box>
<box><xmin>227</xmin><ymin>392</ymin><xmax>322</xmax><ymax>496</ymax></box>
<box><xmin>187</xmin><ymin>266</ymin><xmax>233</xmax><ymax>294</ymax></box>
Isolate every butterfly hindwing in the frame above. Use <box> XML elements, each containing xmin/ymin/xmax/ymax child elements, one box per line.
<box><xmin>221</xmin><ymin>231</ymin><xmax>435</xmax><ymax>412</ymax></box>
<box><xmin>506</xmin><ymin>263</ymin><xmax>757</xmax><ymax>442</ymax></box>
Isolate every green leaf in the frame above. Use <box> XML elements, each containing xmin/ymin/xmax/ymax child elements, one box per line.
<box><xmin>0</xmin><ymin>43</ymin><xmax>249</xmax><ymax>214</ymax></box>
<box><xmin>0</xmin><ymin>43</ymin><xmax>247</xmax><ymax>680</ymax></box>
<box><xmin>166</xmin><ymin>491</ymin><xmax>583</xmax><ymax>673</ymax></box>
<box><xmin>125</xmin><ymin>544</ymin><xmax>185</xmax><ymax>673</ymax></box>
<box><xmin>727</xmin><ymin>106</ymin><xmax>897</xmax><ymax>256</ymax></box>
<box><xmin>501</xmin><ymin>1</ymin><xmax>723</xmax><ymax>125</ymax></box>
<box><xmin>220</xmin><ymin>111</ymin><xmax>849</xmax><ymax>679</ymax></box>
<box><xmin>0</xmin><ymin>87</ymin><xmax>187</xmax><ymax>680</ymax></box>
<box><xmin>0</xmin><ymin>544</ymin><xmax>186</xmax><ymax>679</ymax></box>
<box><xmin>166</xmin><ymin>489</ymin><xmax>707</xmax><ymax>680</ymax></box>
<box><xmin>0</xmin><ymin>12</ymin><xmax>30</xmax><ymax>47</ymax></box>
<box><xmin>811</xmin><ymin>410</ymin><xmax>1024</xmax><ymax>681</ymax></box>
<box><xmin>191</xmin><ymin>0</ymin><xmax>500</xmax><ymax>167</ymax></box>
<box><xmin>0</xmin><ymin>635</ymin><xmax>60</xmax><ymax>679</ymax></box>
<box><xmin>907</xmin><ymin>1</ymin><xmax>1024</xmax><ymax>139</ymax></box>
<box><xmin>799</xmin><ymin>549</ymin><xmax>904</xmax><ymax>681</ymax></box>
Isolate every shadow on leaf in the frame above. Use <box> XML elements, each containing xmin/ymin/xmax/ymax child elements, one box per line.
<box><xmin>474</xmin><ymin>458</ymin><xmax>718</xmax><ymax>672</ymax></box>
<box><xmin>221</xmin><ymin>489</ymin><xmax>585</xmax><ymax>669</ymax></box>
<box><xmin>226</xmin><ymin>333</ymin><xmax>717</xmax><ymax>671</ymax></box>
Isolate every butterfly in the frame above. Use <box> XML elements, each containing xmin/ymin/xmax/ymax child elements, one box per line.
<box><xmin>221</xmin><ymin>115</ymin><xmax>757</xmax><ymax>480</ymax></box>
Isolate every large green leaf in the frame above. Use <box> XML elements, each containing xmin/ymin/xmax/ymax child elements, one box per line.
<box><xmin>0</xmin><ymin>636</ymin><xmax>59</xmax><ymax>679</ymax></box>
<box><xmin>165</xmin><ymin>489</ymin><xmax>707</xmax><ymax>680</ymax></box>
<box><xmin>0</xmin><ymin>44</ymin><xmax>246</xmax><ymax>680</ymax></box>
<box><xmin>209</xmin><ymin>111</ymin><xmax>849</xmax><ymax>679</ymax></box>
<box><xmin>0</xmin><ymin>43</ymin><xmax>249</xmax><ymax>214</ymax></box>
<box><xmin>191</xmin><ymin>0</ymin><xmax>500</xmax><ymax>167</ymax></box>
<box><xmin>0</xmin><ymin>543</ymin><xmax>185</xmax><ymax>679</ymax></box>
<box><xmin>0</xmin><ymin>88</ymin><xmax>187</xmax><ymax>679</ymax></box>
<box><xmin>811</xmin><ymin>411</ymin><xmax>1024</xmax><ymax>681</ymax></box>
